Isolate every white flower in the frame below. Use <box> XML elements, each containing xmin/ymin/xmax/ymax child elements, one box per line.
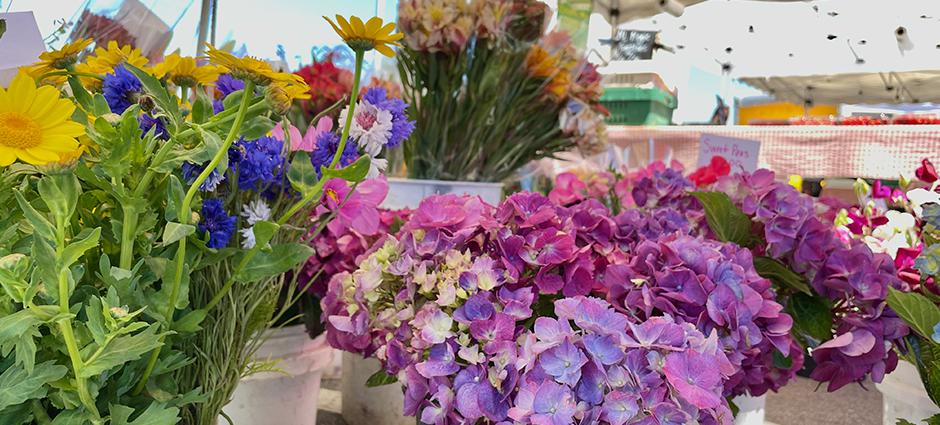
<box><xmin>908</xmin><ymin>188</ymin><xmax>940</xmax><ymax>216</ymax></box>
<box><xmin>239</xmin><ymin>200</ymin><xmax>271</xmax><ymax>249</ymax></box>
<box><xmin>340</xmin><ymin>101</ymin><xmax>393</xmax><ymax>156</ymax></box>
<box><xmin>367</xmin><ymin>156</ymin><xmax>388</xmax><ymax>179</ymax></box>
<box><xmin>241</xmin><ymin>199</ymin><xmax>271</xmax><ymax>225</ymax></box>
<box><xmin>240</xmin><ymin>227</ymin><xmax>256</xmax><ymax>249</ymax></box>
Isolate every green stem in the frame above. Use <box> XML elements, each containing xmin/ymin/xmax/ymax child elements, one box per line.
<box><xmin>38</xmin><ymin>70</ymin><xmax>104</xmax><ymax>81</ymax></box>
<box><xmin>31</xmin><ymin>400</ymin><xmax>52</xmax><ymax>425</ymax></box>
<box><xmin>53</xmin><ymin>216</ymin><xmax>99</xmax><ymax>418</ymax></box>
<box><xmin>329</xmin><ymin>50</ymin><xmax>364</xmax><ymax>169</ymax></box>
<box><xmin>133</xmin><ymin>81</ymin><xmax>256</xmax><ymax>396</ymax></box>
<box><xmin>118</xmin><ymin>204</ymin><xmax>139</xmax><ymax>269</ymax></box>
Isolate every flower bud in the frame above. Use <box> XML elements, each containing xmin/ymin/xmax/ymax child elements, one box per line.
<box><xmin>138</xmin><ymin>95</ymin><xmax>156</xmax><ymax>113</ymax></box>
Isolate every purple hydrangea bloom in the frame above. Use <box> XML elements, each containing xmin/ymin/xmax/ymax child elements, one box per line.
<box><xmin>102</xmin><ymin>64</ymin><xmax>142</xmax><ymax>114</ymax></box>
<box><xmin>198</xmin><ymin>198</ymin><xmax>236</xmax><ymax>249</ymax></box>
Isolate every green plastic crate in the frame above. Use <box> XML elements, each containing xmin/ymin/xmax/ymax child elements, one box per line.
<box><xmin>600</xmin><ymin>87</ymin><xmax>677</xmax><ymax>125</ymax></box>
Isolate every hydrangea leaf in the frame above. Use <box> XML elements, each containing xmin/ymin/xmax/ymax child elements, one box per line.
<box><xmin>366</xmin><ymin>369</ymin><xmax>398</xmax><ymax>387</ymax></box>
<box><xmin>887</xmin><ymin>287</ymin><xmax>940</xmax><ymax>341</ymax></box>
<box><xmin>915</xmin><ymin>244</ymin><xmax>940</xmax><ymax>278</ymax></box>
<box><xmin>753</xmin><ymin>256</ymin><xmax>812</xmax><ymax>295</ymax></box>
<box><xmin>690</xmin><ymin>191</ymin><xmax>755</xmax><ymax>248</ymax></box>
<box><xmin>785</xmin><ymin>292</ymin><xmax>833</xmax><ymax>346</ymax></box>
<box><xmin>0</xmin><ymin>361</ymin><xmax>68</xmax><ymax>411</ymax></box>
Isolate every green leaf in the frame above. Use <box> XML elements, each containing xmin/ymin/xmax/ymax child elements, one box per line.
<box><xmin>79</xmin><ymin>326</ymin><xmax>165</xmax><ymax>378</ymax></box>
<box><xmin>753</xmin><ymin>256</ymin><xmax>813</xmax><ymax>295</ymax></box>
<box><xmin>287</xmin><ymin>151</ymin><xmax>318</xmax><ymax>195</ymax></box>
<box><xmin>59</xmin><ymin>227</ymin><xmax>101</xmax><ymax>270</ymax></box>
<box><xmin>191</xmin><ymin>89</ymin><xmax>213</xmax><ymax>124</ymax></box>
<box><xmin>0</xmin><ymin>309</ymin><xmax>42</xmax><ymax>348</ymax></box>
<box><xmin>887</xmin><ymin>288</ymin><xmax>940</xmax><ymax>341</ymax></box>
<box><xmin>234</xmin><ymin>243</ymin><xmax>314</xmax><ymax>283</ymax></box>
<box><xmin>786</xmin><ymin>292</ymin><xmax>833</xmax><ymax>346</ymax></box>
<box><xmin>37</xmin><ymin>174</ymin><xmax>81</xmax><ymax>225</ymax></box>
<box><xmin>49</xmin><ymin>409</ymin><xmax>88</xmax><ymax>425</ymax></box>
<box><xmin>251</xmin><ymin>221</ymin><xmax>279</xmax><ymax>249</ymax></box>
<box><xmin>0</xmin><ymin>361</ymin><xmax>68</xmax><ymax>410</ymax></box>
<box><xmin>772</xmin><ymin>349</ymin><xmax>794</xmax><ymax>370</ymax></box>
<box><xmin>321</xmin><ymin>155</ymin><xmax>371</xmax><ymax>184</ymax></box>
<box><xmin>109</xmin><ymin>402</ymin><xmax>179</xmax><ymax>425</ymax></box>
<box><xmin>172</xmin><ymin>309</ymin><xmax>206</xmax><ymax>333</ymax></box>
<box><xmin>14</xmin><ymin>191</ymin><xmax>54</xmax><ymax>242</ymax></box>
<box><xmin>896</xmin><ymin>419</ymin><xmax>916</xmax><ymax>425</ymax></box>
<box><xmin>67</xmin><ymin>75</ymin><xmax>94</xmax><ymax>112</ymax></box>
<box><xmin>240</xmin><ymin>115</ymin><xmax>277</xmax><ymax>140</ymax></box>
<box><xmin>125</xmin><ymin>64</ymin><xmax>180</xmax><ymax>131</ymax></box>
<box><xmin>0</xmin><ymin>401</ymin><xmax>34</xmax><ymax>425</ymax></box>
<box><xmin>161</xmin><ymin>222</ymin><xmax>196</xmax><ymax>247</ymax></box>
<box><xmin>926</xmin><ymin>413</ymin><xmax>940</xmax><ymax>425</ymax></box>
<box><xmin>165</xmin><ymin>176</ymin><xmax>185</xmax><ymax>222</ymax></box>
<box><xmin>690</xmin><ymin>191</ymin><xmax>755</xmax><ymax>247</ymax></box>
<box><xmin>365</xmin><ymin>369</ymin><xmax>398</xmax><ymax>387</ymax></box>
<box><xmin>0</xmin><ymin>19</ymin><xmax>6</xmax><ymax>40</ymax></box>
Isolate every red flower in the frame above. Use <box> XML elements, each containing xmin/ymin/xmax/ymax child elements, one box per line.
<box><xmin>294</xmin><ymin>56</ymin><xmax>353</xmax><ymax>118</ymax></box>
<box><xmin>915</xmin><ymin>158</ymin><xmax>938</xmax><ymax>183</ymax></box>
<box><xmin>689</xmin><ymin>156</ymin><xmax>731</xmax><ymax>187</ymax></box>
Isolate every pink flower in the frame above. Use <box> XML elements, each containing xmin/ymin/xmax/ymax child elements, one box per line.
<box><xmin>321</xmin><ymin>177</ymin><xmax>389</xmax><ymax>235</ymax></box>
<box><xmin>272</xmin><ymin>117</ymin><xmax>333</xmax><ymax>152</ymax></box>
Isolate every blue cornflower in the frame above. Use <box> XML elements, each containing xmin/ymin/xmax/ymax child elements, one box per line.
<box><xmin>139</xmin><ymin>114</ymin><xmax>168</xmax><ymax>140</ymax></box>
<box><xmin>102</xmin><ymin>65</ymin><xmax>142</xmax><ymax>114</ymax></box>
<box><xmin>213</xmin><ymin>74</ymin><xmax>245</xmax><ymax>113</ymax></box>
<box><xmin>361</xmin><ymin>87</ymin><xmax>415</xmax><ymax>148</ymax></box>
<box><xmin>229</xmin><ymin>136</ymin><xmax>285</xmax><ymax>191</ymax></box>
<box><xmin>182</xmin><ymin>162</ymin><xmax>225</xmax><ymax>192</ymax></box>
<box><xmin>310</xmin><ymin>131</ymin><xmax>358</xmax><ymax>174</ymax></box>
<box><xmin>198</xmin><ymin>199</ymin><xmax>236</xmax><ymax>249</ymax></box>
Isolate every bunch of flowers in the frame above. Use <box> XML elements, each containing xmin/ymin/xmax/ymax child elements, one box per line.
<box><xmin>709</xmin><ymin>169</ymin><xmax>909</xmax><ymax>391</ymax></box>
<box><xmin>397</xmin><ymin>0</ymin><xmax>607</xmax><ymax>182</ymax></box>
<box><xmin>0</xmin><ymin>14</ymin><xmax>405</xmax><ymax>424</ymax></box>
<box><xmin>602</xmin><ymin>234</ymin><xmax>802</xmax><ymax>397</ymax></box>
<box><xmin>323</xmin><ymin>192</ymin><xmax>739</xmax><ymax>423</ymax></box>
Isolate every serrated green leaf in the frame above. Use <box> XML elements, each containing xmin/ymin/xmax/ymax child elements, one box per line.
<box><xmin>0</xmin><ymin>309</ymin><xmax>43</xmax><ymax>372</ymax></box>
<box><xmin>322</xmin><ymin>155</ymin><xmax>371</xmax><ymax>184</ymax></box>
<box><xmin>37</xmin><ymin>174</ymin><xmax>80</xmax><ymax>225</ymax></box>
<box><xmin>753</xmin><ymin>256</ymin><xmax>812</xmax><ymax>295</ymax></box>
<box><xmin>887</xmin><ymin>288</ymin><xmax>940</xmax><ymax>341</ymax></box>
<box><xmin>59</xmin><ymin>227</ymin><xmax>101</xmax><ymax>270</ymax></box>
<box><xmin>86</xmin><ymin>297</ymin><xmax>108</xmax><ymax>346</ymax></box>
<box><xmin>109</xmin><ymin>402</ymin><xmax>179</xmax><ymax>425</ymax></box>
<box><xmin>287</xmin><ymin>151</ymin><xmax>318</xmax><ymax>195</ymax></box>
<box><xmin>49</xmin><ymin>409</ymin><xmax>88</xmax><ymax>425</ymax></box>
<box><xmin>79</xmin><ymin>326</ymin><xmax>164</xmax><ymax>378</ymax></box>
<box><xmin>235</xmin><ymin>243</ymin><xmax>314</xmax><ymax>283</ymax></box>
<box><xmin>172</xmin><ymin>309</ymin><xmax>206</xmax><ymax>333</ymax></box>
<box><xmin>365</xmin><ymin>369</ymin><xmax>398</xmax><ymax>387</ymax></box>
<box><xmin>14</xmin><ymin>191</ymin><xmax>54</xmax><ymax>242</ymax></box>
<box><xmin>786</xmin><ymin>292</ymin><xmax>833</xmax><ymax>346</ymax></box>
<box><xmin>0</xmin><ymin>402</ymin><xmax>34</xmax><ymax>425</ymax></box>
<box><xmin>161</xmin><ymin>222</ymin><xmax>196</xmax><ymax>247</ymax></box>
<box><xmin>0</xmin><ymin>361</ymin><xmax>68</xmax><ymax>410</ymax></box>
<box><xmin>896</xmin><ymin>419</ymin><xmax>916</xmax><ymax>425</ymax></box>
<box><xmin>690</xmin><ymin>191</ymin><xmax>755</xmax><ymax>247</ymax></box>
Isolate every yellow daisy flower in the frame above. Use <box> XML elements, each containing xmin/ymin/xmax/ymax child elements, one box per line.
<box><xmin>75</xmin><ymin>41</ymin><xmax>150</xmax><ymax>89</ymax></box>
<box><xmin>205</xmin><ymin>44</ymin><xmax>281</xmax><ymax>86</ymax></box>
<box><xmin>28</xmin><ymin>38</ymin><xmax>93</xmax><ymax>77</ymax></box>
<box><xmin>0</xmin><ymin>71</ymin><xmax>85</xmax><ymax>167</ymax></box>
<box><xmin>324</xmin><ymin>15</ymin><xmax>403</xmax><ymax>57</ymax></box>
<box><xmin>153</xmin><ymin>53</ymin><xmax>224</xmax><ymax>87</ymax></box>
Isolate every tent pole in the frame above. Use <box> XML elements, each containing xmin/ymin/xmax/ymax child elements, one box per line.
<box><xmin>196</xmin><ymin>0</ymin><xmax>213</xmax><ymax>59</ymax></box>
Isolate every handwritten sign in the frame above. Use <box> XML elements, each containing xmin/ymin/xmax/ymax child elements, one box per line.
<box><xmin>0</xmin><ymin>12</ymin><xmax>45</xmax><ymax>86</ymax></box>
<box><xmin>611</xmin><ymin>30</ymin><xmax>656</xmax><ymax>61</ymax></box>
<box><xmin>698</xmin><ymin>134</ymin><xmax>761</xmax><ymax>172</ymax></box>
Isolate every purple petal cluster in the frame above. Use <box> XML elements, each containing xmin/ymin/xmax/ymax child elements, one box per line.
<box><xmin>102</xmin><ymin>64</ymin><xmax>142</xmax><ymax>114</ymax></box>
<box><xmin>198</xmin><ymin>198</ymin><xmax>236</xmax><ymax>249</ymax></box>
<box><xmin>602</xmin><ymin>234</ymin><xmax>801</xmax><ymax>397</ymax></box>
<box><xmin>712</xmin><ymin>170</ymin><xmax>909</xmax><ymax>391</ymax></box>
<box><xmin>361</xmin><ymin>87</ymin><xmax>415</xmax><ymax>148</ymax></box>
<box><xmin>310</xmin><ymin>131</ymin><xmax>358</xmax><ymax>174</ymax></box>
<box><xmin>213</xmin><ymin>73</ymin><xmax>245</xmax><ymax>113</ymax></box>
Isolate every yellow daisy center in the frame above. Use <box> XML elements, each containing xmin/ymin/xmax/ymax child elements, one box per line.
<box><xmin>0</xmin><ymin>112</ymin><xmax>43</xmax><ymax>149</ymax></box>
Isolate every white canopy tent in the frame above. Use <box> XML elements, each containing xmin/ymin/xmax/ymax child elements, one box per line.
<box><xmin>739</xmin><ymin>70</ymin><xmax>940</xmax><ymax>105</ymax></box>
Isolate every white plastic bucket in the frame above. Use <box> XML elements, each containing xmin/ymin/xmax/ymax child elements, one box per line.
<box><xmin>877</xmin><ymin>361</ymin><xmax>940</xmax><ymax>424</ymax></box>
<box><xmin>341</xmin><ymin>352</ymin><xmax>412</xmax><ymax>425</ymax></box>
<box><xmin>223</xmin><ymin>326</ymin><xmax>334</xmax><ymax>425</ymax></box>
<box><xmin>383</xmin><ymin>177</ymin><xmax>504</xmax><ymax>209</ymax></box>
<box><xmin>733</xmin><ymin>393</ymin><xmax>766</xmax><ymax>425</ymax></box>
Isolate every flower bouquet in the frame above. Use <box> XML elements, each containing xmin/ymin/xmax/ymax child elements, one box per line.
<box><xmin>0</xmin><ymin>14</ymin><xmax>403</xmax><ymax>424</ymax></box>
<box><xmin>323</xmin><ymin>183</ymin><xmax>812</xmax><ymax>423</ymax></box>
<box><xmin>395</xmin><ymin>0</ymin><xmax>607</xmax><ymax>182</ymax></box>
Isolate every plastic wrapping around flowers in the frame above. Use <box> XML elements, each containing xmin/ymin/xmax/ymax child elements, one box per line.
<box><xmin>322</xmin><ymin>189</ymin><xmax>805</xmax><ymax>423</ymax></box>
